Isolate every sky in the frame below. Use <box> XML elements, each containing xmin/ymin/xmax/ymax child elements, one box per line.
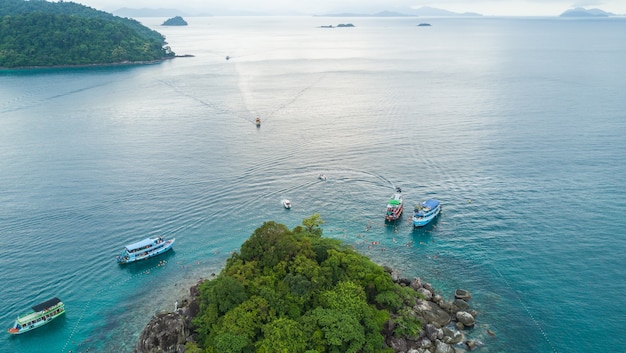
<box><xmin>68</xmin><ymin>0</ymin><xmax>626</xmax><ymax>16</ymax></box>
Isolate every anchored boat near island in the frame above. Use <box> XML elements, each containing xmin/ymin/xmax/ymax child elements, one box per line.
<box><xmin>116</xmin><ymin>236</ymin><xmax>175</xmax><ymax>264</ymax></box>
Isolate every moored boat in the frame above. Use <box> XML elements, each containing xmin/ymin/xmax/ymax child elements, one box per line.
<box><xmin>282</xmin><ymin>199</ymin><xmax>292</xmax><ymax>209</ymax></box>
<box><xmin>412</xmin><ymin>199</ymin><xmax>441</xmax><ymax>227</ymax></box>
<box><xmin>116</xmin><ymin>236</ymin><xmax>175</xmax><ymax>264</ymax></box>
<box><xmin>385</xmin><ymin>187</ymin><xmax>403</xmax><ymax>221</ymax></box>
<box><xmin>8</xmin><ymin>297</ymin><xmax>65</xmax><ymax>335</ymax></box>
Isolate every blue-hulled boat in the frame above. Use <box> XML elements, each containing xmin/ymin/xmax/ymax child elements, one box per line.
<box><xmin>116</xmin><ymin>236</ymin><xmax>175</xmax><ymax>264</ymax></box>
<box><xmin>412</xmin><ymin>199</ymin><xmax>441</xmax><ymax>227</ymax></box>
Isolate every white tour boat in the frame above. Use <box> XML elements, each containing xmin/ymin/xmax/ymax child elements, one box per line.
<box><xmin>8</xmin><ymin>297</ymin><xmax>65</xmax><ymax>335</ymax></box>
<box><xmin>116</xmin><ymin>236</ymin><xmax>175</xmax><ymax>264</ymax></box>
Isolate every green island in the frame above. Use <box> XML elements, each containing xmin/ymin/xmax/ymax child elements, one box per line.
<box><xmin>162</xmin><ymin>16</ymin><xmax>188</xmax><ymax>26</ymax></box>
<box><xmin>0</xmin><ymin>0</ymin><xmax>175</xmax><ymax>68</ymax></box>
<box><xmin>137</xmin><ymin>215</ymin><xmax>482</xmax><ymax>353</ymax></box>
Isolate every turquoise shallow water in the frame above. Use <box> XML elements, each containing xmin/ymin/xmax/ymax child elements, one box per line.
<box><xmin>1</xmin><ymin>16</ymin><xmax>625</xmax><ymax>353</ymax></box>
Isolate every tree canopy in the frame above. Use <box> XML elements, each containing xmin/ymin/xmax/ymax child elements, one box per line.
<box><xmin>0</xmin><ymin>0</ymin><xmax>174</xmax><ymax>68</ymax></box>
<box><xmin>189</xmin><ymin>215</ymin><xmax>421</xmax><ymax>353</ymax></box>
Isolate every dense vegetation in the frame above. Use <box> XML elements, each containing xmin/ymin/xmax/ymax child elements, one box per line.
<box><xmin>187</xmin><ymin>215</ymin><xmax>422</xmax><ymax>353</ymax></box>
<box><xmin>0</xmin><ymin>0</ymin><xmax>174</xmax><ymax>68</ymax></box>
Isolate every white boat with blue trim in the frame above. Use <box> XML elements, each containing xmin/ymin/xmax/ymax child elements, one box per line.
<box><xmin>8</xmin><ymin>297</ymin><xmax>65</xmax><ymax>335</ymax></box>
<box><xmin>116</xmin><ymin>236</ymin><xmax>175</xmax><ymax>264</ymax></box>
<box><xmin>412</xmin><ymin>199</ymin><xmax>441</xmax><ymax>227</ymax></box>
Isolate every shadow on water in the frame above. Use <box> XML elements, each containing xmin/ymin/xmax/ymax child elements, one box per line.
<box><xmin>117</xmin><ymin>250</ymin><xmax>177</xmax><ymax>276</ymax></box>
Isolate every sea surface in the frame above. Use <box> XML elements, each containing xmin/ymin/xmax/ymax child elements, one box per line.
<box><xmin>1</xmin><ymin>16</ymin><xmax>625</xmax><ymax>353</ymax></box>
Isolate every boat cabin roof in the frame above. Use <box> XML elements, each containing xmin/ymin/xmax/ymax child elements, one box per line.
<box><xmin>422</xmin><ymin>199</ymin><xmax>440</xmax><ymax>209</ymax></box>
<box><xmin>125</xmin><ymin>238</ymin><xmax>155</xmax><ymax>251</ymax></box>
<box><xmin>32</xmin><ymin>297</ymin><xmax>62</xmax><ymax>312</ymax></box>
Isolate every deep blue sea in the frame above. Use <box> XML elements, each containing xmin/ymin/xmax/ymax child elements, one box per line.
<box><xmin>1</xmin><ymin>16</ymin><xmax>625</xmax><ymax>353</ymax></box>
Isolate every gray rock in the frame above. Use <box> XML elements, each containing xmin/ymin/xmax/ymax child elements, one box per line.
<box><xmin>453</xmin><ymin>298</ymin><xmax>470</xmax><ymax>311</ymax></box>
<box><xmin>466</xmin><ymin>339</ymin><xmax>479</xmax><ymax>350</ymax></box>
<box><xmin>417</xmin><ymin>337</ymin><xmax>433</xmax><ymax>350</ymax></box>
<box><xmin>135</xmin><ymin>312</ymin><xmax>188</xmax><ymax>353</ymax></box>
<box><xmin>455</xmin><ymin>289</ymin><xmax>471</xmax><ymax>301</ymax></box>
<box><xmin>424</xmin><ymin>324</ymin><xmax>440</xmax><ymax>341</ymax></box>
<box><xmin>388</xmin><ymin>336</ymin><xmax>408</xmax><ymax>352</ymax></box>
<box><xmin>456</xmin><ymin>311</ymin><xmax>476</xmax><ymax>327</ymax></box>
<box><xmin>414</xmin><ymin>300</ymin><xmax>451</xmax><ymax>327</ymax></box>
<box><xmin>410</xmin><ymin>277</ymin><xmax>422</xmax><ymax>291</ymax></box>
<box><xmin>417</xmin><ymin>287</ymin><xmax>433</xmax><ymax>301</ymax></box>
<box><xmin>434</xmin><ymin>340</ymin><xmax>456</xmax><ymax>353</ymax></box>
<box><xmin>442</xmin><ymin>326</ymin><xmax>464</xmax><ymax>345</ymax></box>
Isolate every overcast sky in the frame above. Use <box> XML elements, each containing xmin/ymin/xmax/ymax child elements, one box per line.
<box><xmin>70</xmin><ymin>0</ymin><xmax>626</xmax><ymax>16</ymax></box>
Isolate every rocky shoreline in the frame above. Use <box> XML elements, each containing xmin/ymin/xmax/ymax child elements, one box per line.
<box><xmin>135</xmin><ymin>267</ymin><xmax>488</xmax><ymax>353</ymax></box>
<box><xmin>0</xmin><ymin>55</ymin><xmax>195</xmax><ymax>71</ymax></box>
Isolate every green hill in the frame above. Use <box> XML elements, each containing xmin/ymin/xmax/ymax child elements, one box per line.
<box><xmin>0</xmin><ymin>0</ymin><xmax>175</xmax><ymax>68</ymax></box>
<box><xmin>187</xmin><ymin>215</ymin><xmax>419</xmax><ymax>353</ymax></box>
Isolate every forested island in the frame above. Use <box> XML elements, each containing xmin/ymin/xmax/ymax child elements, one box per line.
<box><xmin>136</xmin><ymin>215</ymin><xmax>483</xmax><ymax>353</ymax></box>
<box><xmin>162</xmin><ymin>16</ymin><xmax>188</xmax><ymax>26</ymax></box>
<box><xmin>0</xmin><ymin>0</ymin><xmax>175</xmax><ymax>68</ymax></box>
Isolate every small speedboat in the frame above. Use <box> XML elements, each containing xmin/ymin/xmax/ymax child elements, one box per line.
<box><xmin>282</xmin><ymin>199</ymin><xmax>292</xmax><ymax>209</ymax></box>
<box><xmin>318</xmin><ymin>174</ymin><xmax>327</xmax><ymax>181</ymax></box>
<box><xmin>255</xmin><ymin>117</ymin><xmax>261</xmax><ymax>127</ymax></box>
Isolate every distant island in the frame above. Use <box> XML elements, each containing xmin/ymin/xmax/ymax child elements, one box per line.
<box><xmin>316</xmin><ymin>6</ymin><xmax>482</xmax><ymax>17</ymax></box>
<box><xmin>559</xmin><ymin>7</ymin><xmax>615</xmax><ymax>17</ymax></box>
<box><xmin>320</xmin><ymin>23</ymin><xmax>355</xmax><ymax>28</ymax></box>
<box><xmin>162</xmin><ymin>16</ymin><xmax>188</xmax><ymax>26</ymax></box>
<box><xmin>0</xmin><ymin>0</ymin><xmax>175</xmax><ymax>69</ymax></box>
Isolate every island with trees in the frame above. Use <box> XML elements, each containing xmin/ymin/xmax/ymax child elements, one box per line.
<box><xmin>0</xmin><ymin>0</ymin><xmax>175</xmax><ymax>68</ymax></box>
<box><xmin>162</xmin><ymin>16</ymin><xmax>188</xmax><ymax>26</ymax></box>
<box><xmin>136</xmin><ymin>215</ymin><xmax>485</xmax><ymax>353</ymax></box>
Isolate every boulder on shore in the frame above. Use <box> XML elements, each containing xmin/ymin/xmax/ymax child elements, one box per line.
<box><xmin>135</xmin><ymin>312</ymin><xmax>187</xmax><ymax>353</ymax></box>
